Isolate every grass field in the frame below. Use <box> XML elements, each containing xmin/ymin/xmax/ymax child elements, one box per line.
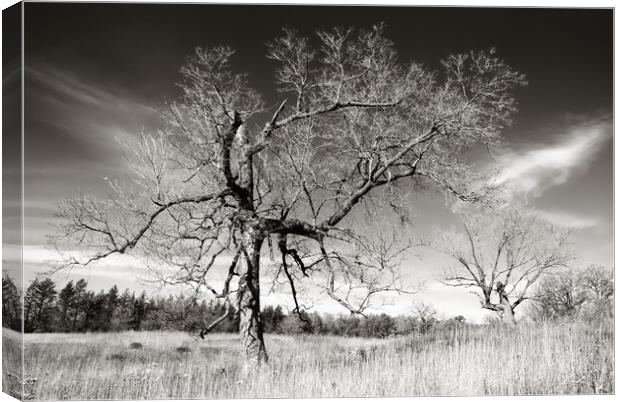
<box><xmin>2</xmin><ymin>329</ymin><xmax>23</xmax><ymax>399</ymax></box>
<box><xmin>3</xmin><ymin>321</ymin><xmax>614</xmax><ymax>399</ymax></box>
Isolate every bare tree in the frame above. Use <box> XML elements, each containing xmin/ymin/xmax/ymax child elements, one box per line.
<box><xmin>578</xmin><ymin>264</ymin><xmax>614</xmax><ymax>321</ymax></box>
<box><xmin>528</xmin><ymin>264</ymin><xmax>613</xmax><ymax>323</ymax></box>
<box><xmin>528</xmin><ymin>269</ymin><xmax>585</xmax><ymax>322</ymax></box>
<box><xmin>436</xmin><ymin>205</ymin><xmax>572</xmax><ymax>326</ymax></box>
<box><xmin>411</xmin><ymin>300</ymin><xmax>437</xmax><ymax>333</ymax></box>
<box><xmin>50</xmin><ymin>24</ymin><xmax>526</xmax><ymax>367</ymax></box>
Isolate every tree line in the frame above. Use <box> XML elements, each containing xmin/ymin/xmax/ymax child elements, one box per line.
<box><xmin>2</xmin><ymin>269</ymin><xmax>612</xmax><ymax>336</ymax></box>
<box><xmin>2</xmin><ymin>276</ymin><xmax>452</xmax><ymax>337</ymax></box>
<box><xmin>2</xmin><ymin>277</ymin><xmax>237</xmax><ymax>334</ymax></box>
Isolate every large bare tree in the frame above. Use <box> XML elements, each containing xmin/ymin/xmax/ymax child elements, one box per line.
<box><xmin>51</xmin><ymin>25</ymin><xmax>526</xmax><ymax>366</ymax></box>
<box><xmin>436</xmin><ymin>205</ymin><xmax>572</xmax><ymax>325</ymax></box>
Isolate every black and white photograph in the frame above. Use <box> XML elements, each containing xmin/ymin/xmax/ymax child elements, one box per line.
<box><xmin>1</xmin><ymin>2</ymin><xmax>614</xmax><ymax>400</ymax></box>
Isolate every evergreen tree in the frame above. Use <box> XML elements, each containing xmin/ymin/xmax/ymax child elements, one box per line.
<box><xmin>2</xmin><ymin>276</ymin><xmax>22</xmax><ymax>331</ymax></box>
<box><xmin>23</xmin><ymin>279</ymin><xmax>38</xmax><ymax>332</ymax></box>
<box><xmin>130</xmin><ymin>291</ymin><xmax>148</xmax><ymax>330</ymax></box>
<box><xmin>57</xmin><ymin>281</ymin><xmax>76</xmax><ymax>331</ymax></box>
<box><xmin>71</xmin><ymin>279</ymin><xmax>88</xmax><ymax>330</ymax></box>
<box><xmin>29</xmin><ymin>278</ymin><xmax>58</xmax><ymax>332</ymax></box>
<box><xmin>84</xmin><ymin>291</ymin><xmax>109</xmax><ymax>331</ymax></box>
<box><xmin>262</xmin><ymin>305</ymin><xmax>285</xmax><ymax>333</ymax></box>
<box><xmin>110</xmin><ymin>289</ymin><xmax>135</xmax><ymax>331</ymax></box>
<box><xmin>105</xmin><ymin>285</ymin><xmax>120</xmax><ymax>324</ymax></box>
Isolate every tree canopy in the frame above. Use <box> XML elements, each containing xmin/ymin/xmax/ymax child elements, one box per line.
<box><xmin>52</xmin><ymin>24</ymin><xmax>526</xmax><ymax>365</ymax></box>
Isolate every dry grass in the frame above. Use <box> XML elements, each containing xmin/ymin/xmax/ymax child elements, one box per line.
<box><xmin>3</xmin><ymin>321</ymin><xmax>613</xmax><ymax>399</ymax></box>
<box><xmin>2</xmin><ymin>328</ymin><xmax>24</xmax><ymax>399</ymax></box>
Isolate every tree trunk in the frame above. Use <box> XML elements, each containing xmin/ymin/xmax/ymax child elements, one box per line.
<box><xmin>237</xmin><ymin>229</ymin><xmax>268</xmax><ymax>367</ymax></box>
<box><xmin>499</xmin><ymin>293</ymin><xmax>517</xmax><ymax>326</ymax></box>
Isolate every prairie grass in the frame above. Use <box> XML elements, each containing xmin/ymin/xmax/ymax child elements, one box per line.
<box><xmin>2</xmin><ymin>328</ymin><xmax>23</xmax><ymax>399</ymax></box>
<box><xmin>4</xmin><ymin>321</ymin><xmax>613</xmax><ymax>399</ymax></box>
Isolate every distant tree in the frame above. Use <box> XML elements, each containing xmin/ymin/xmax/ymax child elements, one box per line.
<box><xmin>435</xmin><ymin>315</ymin><xmax>467</xmax><ymax>333</ymax></box>
<box><xmin>141</xmin><ymin>297</ymin><xmax>169</xmax><ymax>330</ymax></box>
<box><xmin>57</xmin><ymin>281</ymin><xmax>76</xmax><ymax>331</ymax></box>
<box><xmin>529</xmin><ymin>270</ymin><xmax>582</xmax><ymax>322</ymax></box>
<box><xmin>2</xmin><ymin>276</ymin><xmax>22</xmax><ymax>331</ymax></box>
<box><xmin>204</xmin><ymin>299</ymin><xmax>238</xmax><ymax>334</ymax></box>
<box><xmin>578</xmin><ymin>265</ymin><xmax>614</xmax><ymax>321</ymax></box>
<box><xmin>411</xmin><ymin>301</ymin><xmax>437</xmax><ymax>333</ymax></box>
<box><xmin>436</xmin><ymin>205</ymin><xmax>571</xmax><ymax>326</ymax></box>
<box><xmin>262</xmin><ymin>305</ymin><xmax>286</xmax><ymax>333</ymax></box>
<box><xmin>308</xmin><ymin>311</ymin><xmax>325</xmax><ymax>334</ymax></box>
<box><xmin>106</xmin><ymin>285</ymin><xmax>120</xmax><ymax>323</ymax></box>
<box><xmin>530</xmin><ymin>265</ymin><xmax>613</xmax><ymax>323</ymax></box>
<box><xmin>142</xmin><ymin>294</ymin><xmax>189</xmax><ymax>331</ymax></box>
<box><xmin>318</xmin><ymin>313</ymin><xmax>336</xmax><ymax>335</ymax></box>
<box><xmin>184</xmin><ymin>299</ymin><xmax>211</xmax><ymax>332</ymax></box>
<box><xmin>129</xmin><ymin>291</ymin><xmax>148</xmax><ymax>330</ymax></box>
<box><xmin>110</xmin><ymin>289</ymin><xmax>135</xmax><ymax>331</ymax></box>
<box><xmin>82</xmin><ymin>291</ymin><xmax>109</xmax><ymax>331</ymax></box>
<box><xmin>52</xmin><ymin>24</ymin><xmax>526</xmax><ymax>365</ymax></box>
<box><xmin>71</xmin><ymin>279</ymin><xmax>88</xmax><ymax>330</ymax></box>
<box><xmin>394</xmin><ymin>314</ymin><xmax>418</xmax><ymax>335</ymax></box>
<box><xmin>363</xmin><ymin>313</ymin><xmax>396</xmax><ymax>338</ymax></box>
<box><xmin>280</xmin><ymin>310</ymin><xmax>314</xmax><ymax>335</ymax></box>
<box><xmin>334</xmin><ymin>314</ymin><xmax>364</xmax><ymax>337</ymax></box>
<box><xmin>23</xmin><ymin>279</ymin><xmax>38</xmax><ymax>332</ymax></box>
<box><xmin>26</xmin><ymin>278</ymin><xmax>58</xmax><ymax>332</ymax></box>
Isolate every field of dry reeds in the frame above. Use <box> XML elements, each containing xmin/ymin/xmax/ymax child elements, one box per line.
<box><xmin>2</xmin><ymin>320</ymin><xmax>613</xmax><ymax>400</ymax></box>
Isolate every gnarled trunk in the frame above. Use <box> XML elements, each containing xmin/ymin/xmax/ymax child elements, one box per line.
<box><xmin>500</xmin><ymin>301</ymin><xmax>516</xmax><ymax>326</ymax></box>
<box><xmin>482</xmin><ymin>285</ymin><xmax>517</xmax><ymax>326</ymax></box>
<box><xmin>237</xmin><ymin>229</ymin><xmax>268</xmax><ymax>366</ymax></box>
<box><xmin>498</xmin><ymin>287</ymin><xmax>517</xmax><ymax>326</ymax></box>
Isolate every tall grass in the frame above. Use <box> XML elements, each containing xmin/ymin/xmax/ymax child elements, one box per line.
<box><xmin>2</xmin><ymin>328</ymin><xmax>23</xmax><ymax>399</ymax></box>
<box><xmin>6</xmin><ymin>321</ymin><xmax>613</xmax><ymax>399</ymax></box>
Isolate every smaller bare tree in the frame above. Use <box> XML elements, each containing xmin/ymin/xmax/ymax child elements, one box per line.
<box><xmin>578</xmin><ymin>264</ymin><xmax>614</xmax><ymax>321</ymax></box>
<box><xmin>528</xmin><ymin>264</ymin><xmax>613</xmax><ymax>323</ymax></box>
<box><xmin>411</xmin><ymin>300</ymin><xmax>437</xmax><ymax>333</ymax></box>
<box><xmin>435</xmin><ymin>205</ymin><xmax>572</xmax><ymax>326</ymax></box>
<box><xmin>528</xmin><ymin>269</ymin><xmax>585</xmax><ymax>322</ymax></box>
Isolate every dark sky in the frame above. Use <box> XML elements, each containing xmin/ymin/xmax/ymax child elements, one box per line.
<box><xmin>25</xmin><ymin>5</ymin><xmax>611</xmax><ymax>125</ymax></box>
<box><xmin>13</xmin><ymin>3</ymin><xmax>614</xmax><ymax>320</ymax></box>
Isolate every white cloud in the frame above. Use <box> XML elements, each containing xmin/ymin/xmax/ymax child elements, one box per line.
<box><xmin>535</xmin><ymin>209</ymin><xmax>600</xmax><ymax>230</ymax></box>
<box><xmin>494</xmin><ymin>118</ymin><xmax>611</xmax><ymax>197</ymax></box>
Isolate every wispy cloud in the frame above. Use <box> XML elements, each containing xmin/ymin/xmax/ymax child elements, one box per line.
<box><xmin>27</xmin><ymin>64</ymin><xmax>159</xmax><ymax>122</ymax></box>
<box><xmin>26</xmin><ymin>63</ymin><xmax>161</xmax><ymax>156</ymax></box>
<box><xmin>535</xmin><ymin>209</ymin><xmax>600</xmax><ymax>230</ymax></box>
<box><xmin>21</xmin><ymin>64</ymin><xmax>164</xmax><ymax>245</ymax></box>
<box><xmin>494</xmin><ymin>117</ymin><xmax>611</xmax><ymax>197</ymax></box>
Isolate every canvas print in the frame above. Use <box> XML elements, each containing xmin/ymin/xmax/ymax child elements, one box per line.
<box><xmin>2</xmin><ymin>2</ymin><xmax>614</xmax><ymax>400</ymax></box>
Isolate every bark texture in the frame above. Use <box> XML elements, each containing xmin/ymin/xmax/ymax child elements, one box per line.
<box><xmin>237</xmin><ymin>229</ymin><xmax>268</xmax><ymax>365</ymax></box>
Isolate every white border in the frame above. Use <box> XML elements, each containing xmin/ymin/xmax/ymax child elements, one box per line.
<box><xmin>0</xmin><ymin>2</ymin><xmax>615</xmax><ymax>402</ymax></box>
